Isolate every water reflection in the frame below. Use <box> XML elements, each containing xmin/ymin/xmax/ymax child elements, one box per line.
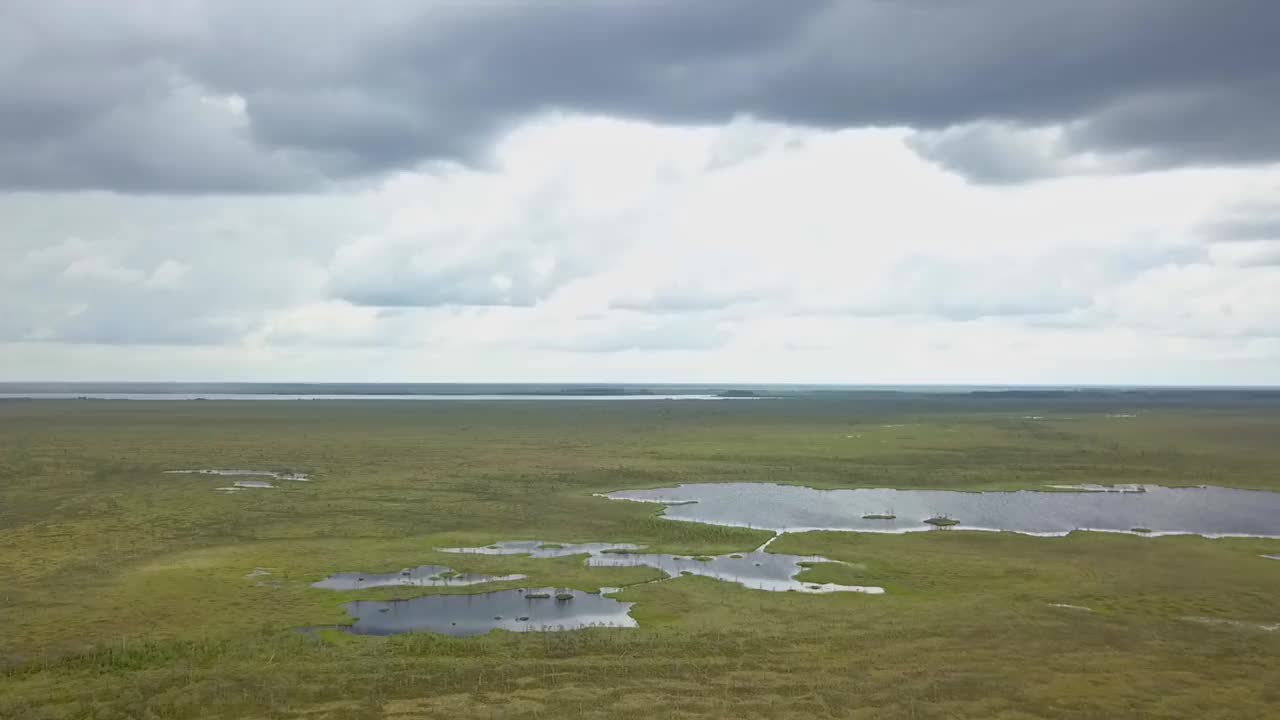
<box><xmin>588</xmin><ymin>549</ymin><xmax>881</xmax><ymax>593</ymax></box>
<box><xmin>437</xmin><ymin>541</ymin><xmax>641</xmax><ymax>558</ymax></box>
<box><xmin>604</xmin><ymin>483</ymin><xmax>1280</xmax><ymax>538</ymax></box>
<box><xmin>342</xmin><ymin>588</ymin><xmax>637</xmax><ymax>636</ymax></box>
<box><xmin>313</xmin><ymin>564</ymin><xmax>525</xmax><ymax>590</ymax></box>
<box><xmin>166</xmin><ymin>469</ymin><xmax>311</xmax><ymax>481</ymax></box>
<box><xmin>441</xmin><ymin>541</ymin><xmax>883</xmax><ymax>594</ymax></box>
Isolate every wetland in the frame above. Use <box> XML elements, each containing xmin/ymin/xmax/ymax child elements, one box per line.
<box><xmin>5</xmin><ymin>394</ymin><xmax>1280</xmax><ymax>719</ymax></box>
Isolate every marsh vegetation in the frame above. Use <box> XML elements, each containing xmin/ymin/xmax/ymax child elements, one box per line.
<box><xmin>3</xmin><ymin>396</ymin><xmax>1280</xmax><ymax>718</ymax></box>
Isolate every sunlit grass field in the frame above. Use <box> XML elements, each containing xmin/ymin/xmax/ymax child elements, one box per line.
<box><xmin>3</xmin><ymin>397</ymin><xmax>1280</xmax><ymax>719</ymax></box>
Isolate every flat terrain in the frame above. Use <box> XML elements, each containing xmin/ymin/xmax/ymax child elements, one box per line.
<box><xmin>3</xmin><ymin>395</ymin><xmax>1280</xmax><ymax>719</ymax></box>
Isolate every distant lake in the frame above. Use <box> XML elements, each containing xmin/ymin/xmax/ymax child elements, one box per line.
<box><xmin>4</xmin><ymin>382</ymin><xmax>1276</xmax><ymax>403</ymax></box>
<box><xmin>605</xmin><ymin>483</ymin><xmax>1280</xmax><ymax>538</ymax></box>
<box><xmin>0</xmin><ymin>382</ymin><xmax>780</xmax><ymax>400</ymax></box>
<box><xmin>0</xmin><ymin>393</ymin><xmax>743</xmax><ymax>401</ymax></box>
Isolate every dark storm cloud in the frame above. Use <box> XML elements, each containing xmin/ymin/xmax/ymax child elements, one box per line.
<box><xmin>912</xmin><ymin>74</ymin><xmax>1280</xmax><ymax>184</ymax></box>
<box><xmin>2</xmin><ymin>0</ymin><xmax>1278</xmax><ymax>192</ymax></box>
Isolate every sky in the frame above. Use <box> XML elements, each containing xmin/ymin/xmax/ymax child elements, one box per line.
<box><xmin>3</xmin><ymin>1</ymin><xmax>1280</xmax><ymax>385</ymax></box>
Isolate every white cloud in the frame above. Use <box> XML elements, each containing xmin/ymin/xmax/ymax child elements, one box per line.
<box><xmin>1086</xmin><ymin>263</ymin><xmax>1280</xmax><ymax>339</ymax></box>
<box><xmin>4</xmin><ymin>115</ymin><xmax>1280</xmax><ymax>383</ymax></box>
<box><xmin>59</xmin><ymin>254</ymin><xmax>145</xmax><ymax>286</ymax></box>
<box><xmin>1208</xmin><ymin>241</ymin><xmax>1280</xmax><ymax>268</ymax></box>
<box><xmin>144</xmin><ymin>259</ymin><xmax>191</xmax><ymax>289</ymax></box>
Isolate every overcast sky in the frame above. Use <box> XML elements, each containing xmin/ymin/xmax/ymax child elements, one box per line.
<box><xmin>3</xmin><ymin>1</ymin><xmax>1280</xmax><ymax>384</ymax></box>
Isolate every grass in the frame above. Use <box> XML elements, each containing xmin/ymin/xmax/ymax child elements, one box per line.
<box><xmin>862</xmin><ymin>513</ymin><xmax>897</xmax><ymax>520</ymax></box>
<box><xmin>2</xmin><ymin>397</ymin><xmax>1280</xmax><ymax>718</ymax></box>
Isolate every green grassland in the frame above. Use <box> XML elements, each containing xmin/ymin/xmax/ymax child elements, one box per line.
<box><xmin>2</xmin><ymin>397</ymin><xmax>1280</xmax><ymax>719</ymax></box>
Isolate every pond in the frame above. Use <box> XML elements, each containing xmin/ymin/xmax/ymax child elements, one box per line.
<box><xmin>603</xmin><ymin>483</ymin><xmax>1280</xmax><ymax>538</ymax></box>
<box><xmin>341</xmin><ymin>588</ymin><xmax>637</xmax><ymax>636</ymax></box>
<box><xmin>441</xmin><ymin>541</ymin><xmax>882</xmax><ymax>594</ymax></box>
<box><xmin>166</xmin><ymin>469</ymin><xmax>311</xmax><ymax>481</ymax></box>
<box><xmin>313</xmin><ymin>564</ymin><xmax>526</xmax><ymax>590</ymax></box>
<box><xmin>439</xmin><ymin>541</ymin><xmax>642</xmax><ymax>558</ymax></box>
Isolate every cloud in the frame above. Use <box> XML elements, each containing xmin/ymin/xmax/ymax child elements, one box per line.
<box><xmin>1197</xmin><ymin>197</ymin><xmax>1280</xmax><ymax>267</ymax></box>
<box><xmin>910</xmin><ymin>77</ymin><xmax>1280</xmax><ymax>183</ymax></box>
<box><xmin>4</xmin><ymin>115</ymin><xmax>1280</xmax><ymax>383</ymax></box>
<box><xmin>249</xmin><ymin>301</ymin><xmax>404</xmax><ymax>348</ymax></box>
<box><xmin>1207</xmin><ymin>242</ymin><xmax>1280</xmax><ymax>268</ymax></box>
<box><xmin>1200</xmin><ymin>200</ymin><xmax>1280</xmax><ymax>243</ymax></box>
<box><xmin>1207</xmin><ymin>218</ymin><xmax>1280</xmax><ymax>243</ymax></box>
<box><xmin>552</xmin><ymin>314</ymin><xmax>733</xmax><ymax>353</ymax></box>
<box><xmin>795</xmin><ymin>242</ymin><xmax>1207</xmax><ymax>321</ymax></box>
<box><xmin>1</xmin><ymin>238</ymin><xmax>247</xmax><ymax>344</ymax></box>
<box><xmin>3</xmin><ymin>1</ymin><xmax>1278</xmax><ymax>192</ymax></box>
<box><xmin>0</xmin><ymin>196</ymin><xmax>338</xmax><ymax>345</ymax></box>
<box><xmin>610</xmin><ymin>285</ymin><xmax>768</xmax><ymax>314</ymax></box>
<box><xmin>329</xmin><ymin>233</ymin><xmax>577</xmax><ymax>308</ymax></box>
<box><xmin>905</xmin><ymin>123</ymin><xmax>1137</xmax><ymax>184</ymax></box>
<box><xmin>1085</xmin><ymin>263</ymin><xmax>1280</xmax><ymax>339</ymax></box>
<box><xmin>144</xmin><ymin>260</ymin><xmax>190</xmax><ymax>289</ymax></box>
<box><xmin>322</xmin><ymin>132</ymin><xmax>669</xmax><ymax>308</ymax></box>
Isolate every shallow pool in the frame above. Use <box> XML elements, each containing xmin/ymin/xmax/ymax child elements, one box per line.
<box><xmin>441</xmin><ymin>541</ymin><xmax>882</xmax><ymax>594</ymax></box>
<box><xmin>166</xmin><ymin>469</ymin><xmax>310</xmax><ymax>481</ymax></box>
<box><xmin>341</xmin><ymin>588</ymin><xmax>637</xmax><ymax>636</ymax></box>
<box><xmin>313</xmin><ymin>564</ymin><xmax>526</xmax><ymax>590</ymax></box>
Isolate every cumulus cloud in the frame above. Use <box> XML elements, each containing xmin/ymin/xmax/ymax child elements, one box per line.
<box><xmin>1201</xmin><ymin>199</ymin><xmax>1280</xmax><ymax>244</ymax></box>
<box><xmin>611</xmin><ymin>284</ymin><xmax>770</xmax><ymax>314</ymax></box>
<box><xmin>2</xmin><ymin>1</ymin><xmax>1277</xmax><ymax>192</ymax></box>
<box><xmin>1085</xmin><ymin>263</ymin><xmax>1280</xmax><ymax>339</ymax></box>
<box><xmin>910</xmin><ymin>77</ymin><xmax>1280</xmax><ymax>183</ymax></box>
<box><xmin>4</xmin><ymin>18</ymin><xmax>1280</xmax><ymax>386</ymax></box>
<box><xmin>330</xmin><ymin>234</ymin><xmax>575</xmax><ymax>308</ymax></box>
<box><xmin>0</xmin><ymin>194</ymin><xmax>339</xmax><ymax>345</ymax></box>
<box><xmin>905</xmin><ymin>123</ymin><xmax>1138</xmax><ymax>184</ymax></box>
<box><xmin>1207</xmin><ymin>242</ymin><xmax>1280</xmax><ymax>268</ymax></box>
<box><xmin>1192</xmin><ymin>197</ymin><xmax>1280</xmax><ymax>269</ymax></box>
<box><xmin>552</xmin><ymin>314</ymin><xmax>732</xmax><ymax>354</ymax></box>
